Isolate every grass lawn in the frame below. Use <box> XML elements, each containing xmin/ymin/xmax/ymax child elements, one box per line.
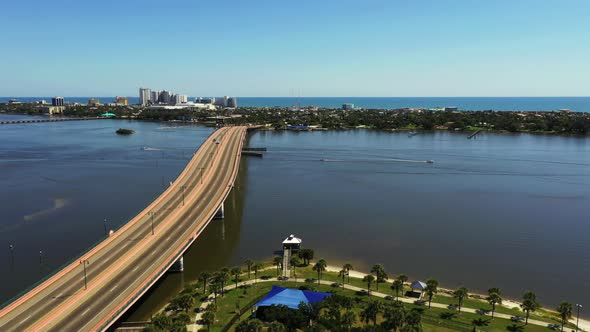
<box><xmin>205</xmin><ymin>279</ymin><xmax>560</xmax><ymax>332</ymax></box>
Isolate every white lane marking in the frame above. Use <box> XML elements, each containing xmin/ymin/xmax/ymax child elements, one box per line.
<box><xmin>133</xmin><ymin>266</ymin><xmax>139</xmax><ymax>272</ymax></box>
<box><xmin>110</xmin><ymin>284</ymin><xmax>119</xmax><ymax>293</ymax></box>
<box><xmin>19</xmin><ymin>315</ymin><xmax>32</xmax><ymax>325</ymax></box>
<box><xmin>83</xmin><ymin>308</ymin><xmax>90</xmax><ymax>315</ymax></box>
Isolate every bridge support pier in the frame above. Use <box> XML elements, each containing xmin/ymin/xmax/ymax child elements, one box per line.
<box><xmin>214</xmin><ymin>202</ymin><xmax>224</xmax><ymax>219</ymax></box>
<box><xmin>169</xmin><ymin>256</ymin><xmax>184</xmax><ymax>272</ymax></box>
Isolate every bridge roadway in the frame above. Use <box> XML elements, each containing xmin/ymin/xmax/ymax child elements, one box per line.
<box><xmin>0</xmin><ymin>126</ymin><xmax>247</xmax><ymax>331</ymax></box>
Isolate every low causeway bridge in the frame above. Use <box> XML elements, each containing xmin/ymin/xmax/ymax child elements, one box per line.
<box><xmin>0</xmin><ymin>126</ymin><xmax>248</xmax><ymax>331</ymax></box>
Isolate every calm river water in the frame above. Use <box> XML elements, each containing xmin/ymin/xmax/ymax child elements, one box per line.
<box><xmin>0</xmin><ymin>114</ymin><xmax>589</xmax><ymax>320</ymax></box>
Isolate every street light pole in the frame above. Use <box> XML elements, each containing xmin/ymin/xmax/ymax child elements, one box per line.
<box><xmin>575</xmin><ymin>304</ymin><xmax>582</xmax><ymax>332</ymax></box>
<box><xmin>103</xmin><ymin>218</ymin><xmax>107</xmax><ymax>237</ymax></box>
<box><xmin>181</xmin><ymin>185</ymin><xmax>187</xmax><ymax>206</ymax></box>
<box><xmin>80</xmin><ymin>259</ymin><xmax>90</xmax><ymax>290</ymax></box>
<box><xmin>148</xmin><ymin>211</ymin><xmax>157</xmax><ymax>235</ymax></box>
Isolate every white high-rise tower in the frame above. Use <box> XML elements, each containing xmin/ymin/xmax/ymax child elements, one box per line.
<box><xmin>139</xmin><ymin>87</ymin><xmax>151</xmax><ymax>106</ymax></box>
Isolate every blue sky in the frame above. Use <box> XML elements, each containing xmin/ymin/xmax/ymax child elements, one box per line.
<box><xmin>1</xmin><ymin>0</ymin><xmax>589</xmax><ymax>97</ymax></box>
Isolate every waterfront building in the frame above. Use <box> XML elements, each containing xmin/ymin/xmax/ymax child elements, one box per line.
<box><xmin>214</xmin><ymin>96</ymin><xmax>229</xmax><ymax>107</ymax></box>
<box><xmin>139</xmin><ymin>87</ymin><xmax>151</xmax><ymax>106</ymax></box>
<box><xmin>444</xmin><ymin>106</ymin><xmax>458</xmax><ymax>112</ymax></box>
<box><xmin>227</xmin><ymin>97</ymin><xmax>238</xmax><ymax>108</ymax></box>
<box><xmin>42</xmin><ymin>106</ymin><xmax>64</xmax><ymax>115</ymax></box>
<box><xmin>52</xmin><ymin>97</ymin><xmax>64</xmax><ymax>106</ymax></box>
<box><xmin>88</xmin><ymin>98</ymin><xmax>100</xmax><ymax>106</ymax></box>
<box><xmin>196</xmin><ymin>97</ymin><xmax>214</xmax><ymax>104</ymax></box>
<box><xmin>115</xmin><ymin>96</ymin><xmax>128</xmax><ymax>106</ymax></box>
<box><xmin>342</xmin><ymin>103</ymin><xmax>354</xmax><ymax>110</ymax></box>
<box><xmin>150</xmin><ymin>91</ymin><xmax>158</xmax><ymax>104</ymax></box>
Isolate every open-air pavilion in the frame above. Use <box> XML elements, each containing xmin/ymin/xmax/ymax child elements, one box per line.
<box><xmin>254</xmin><ymin>286</ymin><xmax>331</xmax><ymax>310</ymax></box>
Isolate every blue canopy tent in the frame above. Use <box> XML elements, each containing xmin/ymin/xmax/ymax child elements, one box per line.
<box><xmin>255</xmin><ymin>286</ymin><xmax>331</xmax><ymax>309</ymax></box>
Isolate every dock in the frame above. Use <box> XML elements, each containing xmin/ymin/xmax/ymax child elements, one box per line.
<box><xmin>467</xmin><ymin>129</ymin><xmax>483</xmax><ymax>139</ymax></box>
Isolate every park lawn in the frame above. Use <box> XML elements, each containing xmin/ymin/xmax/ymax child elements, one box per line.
<box><xmin>209</xmin><ymin>280</ymin><xmax>557</xmax><ymax>332</ymax></box>
<box><xmin>294</xmin><ymin>264</ymin><xmax>569</xmax><ymax>327</ymax></box>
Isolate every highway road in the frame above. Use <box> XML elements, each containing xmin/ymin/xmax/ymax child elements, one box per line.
<box><xmin>0</xmin><ymin>126</ymin><xmax>247</xmax><ymax>331</ymax></box>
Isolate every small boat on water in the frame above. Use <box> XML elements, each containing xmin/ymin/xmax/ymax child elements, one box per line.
<box><xmin>408</xmin><ymin>131</ymin><xmax>418</xmax><ymax>137</ymax></box>
<box><xmin>426</xmin><ymin>160</ymin><xmax>434</xmax><ymax>164</ymax></box>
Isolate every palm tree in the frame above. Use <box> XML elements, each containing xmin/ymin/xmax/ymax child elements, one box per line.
<box><xmin>338</xmin><ymin>269</ymin><xmax>347</xmax><ymax>287</ymax></box>
<box><xmin>343</xmin><ymin>263</ymin><xmax>353</xmax><ymax>283</ymax></box>
<box><xmin>298</xmin><ymin>248</ymin><xmax>314</xmax><ymax>266</ymax></box>
<box><xmin>370</xmin><ymin>264</ymin><xmax>388</xmax><ymax>291</ymax></box>
<box><xmin>383</xmin><ymin>301</ymin><xmax>406</xmax><ymax>331</ymax></box>
<box><xmin>391</xmin><ymin>279</ymin><xmax>404</xmax><ymax>300</ymax></box>
<box><xmin>290</xmin><ymin>256</ymin><xmax>301</xmax><ymax>277</ymax></box>
<box><xmin>216</xmin><ymin>268</ymin><xmax>230</xmax><ymax>296</ymax></box>
<box><xmin>397</xmin><ymin>274</ymin><xmax>408</xmax><ymax>295</ymax></box>
<box><xmin>341</xmin><ymin>311</ymin><xmax>356</xmax><ymax>331</ymax></box>
<box><xmin>425</xmin><ymin>279</ymin><xmax>439</xmax><ymax>309</ymax></box>
<box><xmin>520</xmin><ymin>291</ymin><xmax>540</xmax><ymax>325</ymax></box>
<box><xmin>360</xmin><ymin>299</ymin><xmax>382</xmax><ymax>327</ymax></box>
<box><xmin>313</xmin><ymin>259</ymin><xmax>327</xmax><ymax>285</ymax></box>
<box><xmin>245</xmin><ymin>259</ymin><xmax>253</xmax><ymax>280</ymax></box>
<box><xmin>198</xmin><ymin>271</ymin><xmax>211</xmax><ymax>293</ymax></box>
<box><xmin>453</xmin><ymin>287</ymin><xmax>469</xmax><ymax>312</ymax></box>
<box><xmin>486</xmin><ymin>288</ymin><xmax>502</xmax><ymax>319</ymax></box>
<box><xmin>201</xmin><ymin>311</ymin><xmax>215</xmax><ymax>331</ymax></box>
<box><xmin>252</xmin><ymin>262</ymin><xmax>261</xmax><ymax>283</ymax></box>
<box><xmin>210</xmin><ymin>282</ymin><xmax>221</xmax><ymax>304</ymax></box>
<box><xmin>556</xmin><ymin>302</ymin><xmax>572</xmax><ymax>332</ymax></box>
<box><xmin>230</xmin><ymin>267</ymin><xmax>241</xmax><ymax>289</ymax></box>
<box><xmin>363</xmin><ymin>274</ymin><xmax>375</xmax><ymax>295</ymax></box>
<box><xmin>273</xmin><ymin>256</ymin><xmax>282</xmax><ymax>276</ymax></box>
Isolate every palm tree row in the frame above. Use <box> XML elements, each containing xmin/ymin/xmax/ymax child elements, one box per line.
<box><xmin>198</xmin><ymin>258</ymin><xmax>576</xmax><ymax>331</ymax></box>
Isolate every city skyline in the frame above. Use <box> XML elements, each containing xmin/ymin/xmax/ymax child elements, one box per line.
<box><xmin>1</xmin><ymin>0</ymin><xmax>589</xmax><ymax>97</ymax></box>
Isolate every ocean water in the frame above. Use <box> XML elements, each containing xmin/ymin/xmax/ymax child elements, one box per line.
<box><xmin>2</xmin><ymin>97</ymin><xmax>590</xmax><ymax>112</ymax></box>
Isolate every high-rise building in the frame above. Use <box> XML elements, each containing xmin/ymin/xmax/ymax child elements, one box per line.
<box><xmin>51</xmin><ymin>97</ymin><xmax>64</xmax><ymax>106</ymax></box>
<box><xmin>227</xmin><ymin>97</ymin><xmax>238</xmax><ymax>108</ymax></box>
<box><xmin>159</xmin><ymin>90</ymin><xmax>171</xmax><ymax>104</ymax></box>
<box><xmin>139</xmin><ymin>88</ymin><xmax>151</xmax><ymax>106</ymax></box>
<box><xmin>214</xmin><ymin>96</ymin><xmax>229</xmax><ymax>107</ymax></box>
<box><xmin>177</xmin><ymin>95</ymin><xmax>188</xmax><ymax>104</ymax></box>
<box><xmin>150</xmin><ymin>91</ymin><xmax>158</xmax><ymax>104</ymax></box>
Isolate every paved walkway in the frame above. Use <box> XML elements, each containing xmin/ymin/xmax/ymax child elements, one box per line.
<box><xmin>187</xmin><ymin>277</ymin><xmax>587</xmax><ymax>332</ymax></box>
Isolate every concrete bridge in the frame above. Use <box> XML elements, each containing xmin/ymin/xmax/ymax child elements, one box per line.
<box><xmin>0</xmin><ymin>117</ymin><xmax>108</xmax><ymax>125</ymax></box>
<box><xmin>0</xmin><ymin>126</ymin><xmax>249</xmax><ymax>331</ymax></box>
